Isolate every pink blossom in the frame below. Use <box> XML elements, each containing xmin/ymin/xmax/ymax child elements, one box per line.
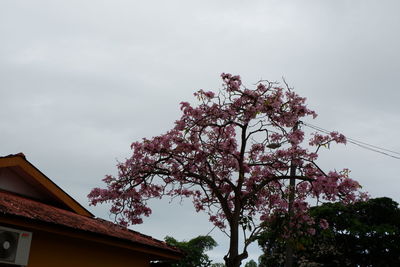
<box><xmin>320</xmin><ymin>219</ymin><xmax>329</xmax><ymax>230</ymax></box>
<box><xmin>307</xmin><ymin>228</ymin><xmax>316</xmax><ymax>235</ymax></box>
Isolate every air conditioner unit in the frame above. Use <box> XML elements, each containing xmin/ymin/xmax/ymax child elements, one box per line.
<box><xmin>0</xmin><ymin>225</ymin><xmax>32</xmax><ymax>266</ymax></box>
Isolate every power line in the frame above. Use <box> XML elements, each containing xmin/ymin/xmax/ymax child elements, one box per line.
<box><xmin>302</xmin><ymin>122</ymin><xmax>400</xmax><ymax>160</ymax></box>
<box><xmin>304</xmin><ymin>123</ymin><xmax>400</xmax><ymax>155</ymax></box>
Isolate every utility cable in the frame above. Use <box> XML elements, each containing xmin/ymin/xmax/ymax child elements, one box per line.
<box><xmin>302</xmin><ymin>122</ymin><xmax>400</xmax><ymax>160</ymax></box>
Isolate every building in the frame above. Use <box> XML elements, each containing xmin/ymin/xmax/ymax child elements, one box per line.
<box><xmin>0</xmin><ymin>153</ymin><xmax>182</xmax><ymax>267</ymax></box>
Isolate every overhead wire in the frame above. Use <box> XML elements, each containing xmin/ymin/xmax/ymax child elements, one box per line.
<box><xmin>302</xmin><ymin>122</ymin><xmax>400</xmax><ymax>160</ymax></box>
<box><xmin>303</xmin><ymin>123</ymin><xmax>400</xmax><ymax>155</ymax></box>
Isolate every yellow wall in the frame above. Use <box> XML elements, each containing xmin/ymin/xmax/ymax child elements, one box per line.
<box><xmin>27</xmin><ymin>230</ymin><xmax>151</xmax><ymax>267</ymax></box>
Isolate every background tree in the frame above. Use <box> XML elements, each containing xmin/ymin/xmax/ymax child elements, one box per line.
<box><xmin>164</xmin><ymin>235</ymin><xmax>217</xmax><ymax>267</ymax></box>
<box><xmin>88</xmin><ymin>73</ymin><xmax>365</xmax><ymax>267</ymax></box>
<box><xmin>244</xmin><ymin>259</ymin><xmax>258</xmax><ymax>267</ymax></box>
<box><xmin>258</xmin><ymin>197</ymin><xmax>400</xmax><ymax>266</ymax></box>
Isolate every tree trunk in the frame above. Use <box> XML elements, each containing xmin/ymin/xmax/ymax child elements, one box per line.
<box><xmin>224</xmin><ymin>220</ymin><xmax>243</xmax><ymax>267</ymax></box>
<box><xmin>285</xmin><ymin>162</ymin><xmax>297</xmax><ymax>267</ymax></box>
<box><xmin>285</xmin><ymin>123</ymin><xmax>298</xmax><ymax>267</ymax></box>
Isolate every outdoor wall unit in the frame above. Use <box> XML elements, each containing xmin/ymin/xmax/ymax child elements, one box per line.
<box><xmin>0</xmin><ymin>225</ymin><xmax>32</xmax><ymax>266</ymax></box>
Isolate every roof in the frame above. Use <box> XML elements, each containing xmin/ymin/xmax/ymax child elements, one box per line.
<box><xmin>0</xmin><ymin>153</ymin><xmax>182</xmax><ymax>260</ymax></box>
<box><xmin>0</xmin><ymin>190</ymin><xmax>181</xmax><ymax>257</ymax></box>
<box><xmin>0</xmin><ymin>153</ymin><xmax>93</xmax><ymax>217</ymax></box>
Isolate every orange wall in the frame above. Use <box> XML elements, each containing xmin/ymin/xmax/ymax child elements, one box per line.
<box><xmin>27</xmin><ymin>230</ymin><xmax>151</xmax><ymax>267</ymax></box>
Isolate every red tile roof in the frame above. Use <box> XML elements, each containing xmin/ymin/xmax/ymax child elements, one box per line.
<box><xmin>0</xmin><ymin>190</ymin><xmax>181</xmax><ymax>256</ymax></box>
<box><xmin>3</xmin><ymin>153</ymin><xmax>26</xmax><ymax>159</ymax></box>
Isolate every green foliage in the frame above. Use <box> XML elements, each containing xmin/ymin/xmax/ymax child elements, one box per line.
<box><xmin>165</xmin><ymin>235</ymin><xmax>218</xmax><ymax>267</ymax></box>
<box><xmin>244</xmin><ymin>259</ymin><xmax>258</xmax><ymax>267</ymax></box>
<box><xmin>258</xmin><ymin>197</ymin><xmax>400</xmax><ymax>266</ymax></box>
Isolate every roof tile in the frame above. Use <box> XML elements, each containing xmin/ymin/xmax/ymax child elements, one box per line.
<box><xmin>0</xmin><ymin>191</ymin><xmax>180</xmax><ymax>255</ymax></box>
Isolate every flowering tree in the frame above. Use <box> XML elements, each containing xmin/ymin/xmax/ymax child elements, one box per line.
<box><xmin>88</xmin><ymin>73</ymin><xmax>365</xmax><ymax>267</ymax></box>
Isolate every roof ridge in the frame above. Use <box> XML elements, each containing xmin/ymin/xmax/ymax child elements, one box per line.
<box><xmin>1</xmin><ymin>153</ymin><xmax>26</xmax><ymax>159</ymax></box>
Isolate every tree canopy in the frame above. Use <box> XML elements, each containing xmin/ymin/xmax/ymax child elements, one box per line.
<box><xmin>258</xmin><ymin>197</ymin><xmax>400</xmax><ymax>266</ymax></box>
<box><xmin>88</xmin><ymin>73</ymin><xmax>365</xmax><ymax>267</ymax></box>
<box><xmin>244</xmin><ymin>259</ymin><xmax>258</xmax><ymax>267</ymax></box>
<box><xmin>164</xmin><ymin>235</ymin><xmax>217</xmax><ymax>267</ymax></box>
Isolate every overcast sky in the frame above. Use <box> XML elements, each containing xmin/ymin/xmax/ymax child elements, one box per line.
<box><xmin>1</xmin><ymin>0</ymin><xmax>400</xmax><ymax>264</ymax></box>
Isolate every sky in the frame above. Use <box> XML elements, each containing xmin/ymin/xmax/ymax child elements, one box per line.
<box><xmin>1</xmin><ymin>0</ymin><xmax>400</xmax><ymax>264</ymax></box>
